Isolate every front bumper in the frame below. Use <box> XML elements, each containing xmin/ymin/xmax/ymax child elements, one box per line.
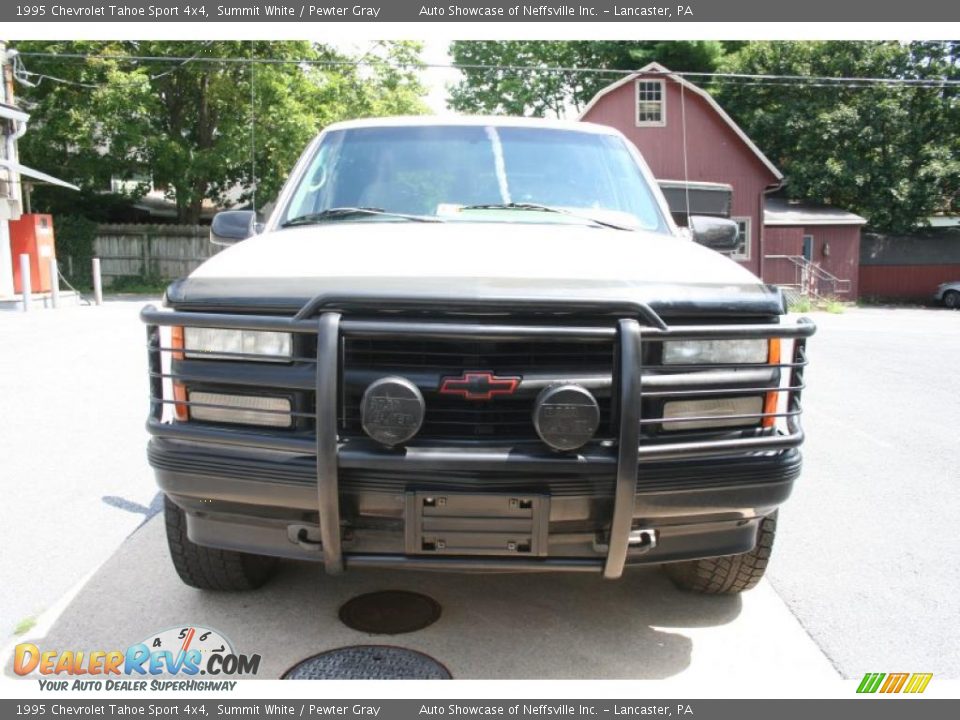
<box><xmin>151</xmin><ymin>435</ymin><xmax>801</xmax><ymax>569</ymax></box>
<box><xmin>142</xmin><ymin>295</ymin><xmax>815</xmax><ymax>578</ymax></box>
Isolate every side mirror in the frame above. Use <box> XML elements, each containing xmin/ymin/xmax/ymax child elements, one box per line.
<box><xmin>688</xmin><ymin>215</ymin><xmax>740</xmax><ymax>253</ymax></box>
<box><xmin>210</xmin><ymin>210</ymin><xmax>260</xmax><ymax>246</ymax></box>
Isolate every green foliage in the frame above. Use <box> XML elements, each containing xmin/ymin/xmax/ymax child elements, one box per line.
<box><xmin>52</xmin><ymin>215</ymin><xmax>97</xmax><ymax>285</ymax></box>
<box><xmin>448</xmin><ymin>41</ymin><xmax>734</xmax><ymax>117</ymax></box>
<box><xmin>30</xmin><ymin>187</ymin><xmax>141</xmax><ymax>223</ymax></box>
<box><xmin>789</xmin><ymin>296</ymin><xmax>848</xmax><ymax>313</ymax></box>
<box><xmin>715</xmin><ymin>41</ymin><xmax>960</xmax><ymax>233</ymax></box>
<box><xmin>107</xmin><ymin>273</ymin><xmax>169</xmax><ymax>294</ymax></box>
<box><xmin>14</xmin><ymin>41</ymin><xmax>428</xmax><ymax>224</ymax></box>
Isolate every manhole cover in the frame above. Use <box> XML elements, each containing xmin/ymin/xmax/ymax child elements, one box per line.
<box><xmin>339</xmin><ymin>590</ymin><xmax>441</xmax><ymax>634</ymax></box>
<box><xmin>282</xmin><ymin>646</ymin><xmax>451</xmax><ymax>680</ymax></box>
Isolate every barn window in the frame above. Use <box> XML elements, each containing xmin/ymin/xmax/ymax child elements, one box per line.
<box><xmin>731</xmin><ymin>217</ymin><xmax>751</xmax><ymax>261</ymax></box>
<box><xmin>635</xmin><ymin>80</ymin><xmax>666</xmax><ymax>126</ymax></box>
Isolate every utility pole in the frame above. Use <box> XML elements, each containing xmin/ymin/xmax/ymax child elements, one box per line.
<box><xmin>0</xmin><ymin>40</ymin><xmax>18</xmax><ymax>298</ymax></box>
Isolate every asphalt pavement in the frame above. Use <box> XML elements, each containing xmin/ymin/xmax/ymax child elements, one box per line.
<box><xmin>1</xmin><ymin>302</ymin><xmax>957</xmax><ymax>679</ymax></box>
<box><xmin>766</xmin><ymin>306</ymin><xmax>960</xmax><ymax>677</ymax></box>
<box><xmin>0</xmin><ymin>299</ymin><xmax>161</xmax><ymax>640</ymax></box>
<box><xmin>5</xmin><ymin>515</ymin><xmax>835</xmax><ymax>681</ymax></box>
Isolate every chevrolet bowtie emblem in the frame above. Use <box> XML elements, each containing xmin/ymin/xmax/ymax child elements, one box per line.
<box><xmin>438</xmin><ymin>371</ymin><xmax>521</xmax><ymax>400</ymax></box>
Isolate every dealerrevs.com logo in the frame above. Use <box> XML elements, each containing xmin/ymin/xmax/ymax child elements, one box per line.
<box><xmin>13</xmin><ymin>626</ymin><xmax>260</xmax><ymax>691</ymax></box>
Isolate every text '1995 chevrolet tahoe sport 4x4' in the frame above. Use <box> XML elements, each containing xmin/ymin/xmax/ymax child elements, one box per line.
<box><xmin>141</xmin><ymin>117</ymin><xmax>815</xmax><ymax>595</ymax></box>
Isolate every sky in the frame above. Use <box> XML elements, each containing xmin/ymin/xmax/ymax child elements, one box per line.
<box><xmin>420</xmin><ymin>39</ymin><xmax>463</xmax><ymax>115</ymax></box>
<box><xmin>331</xmin><ymin>38</ymin><xmax>462</xmax><ymax>115</ymax></box>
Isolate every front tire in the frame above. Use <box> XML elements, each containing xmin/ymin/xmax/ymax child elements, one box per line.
<box><xmin>943</xmin><ymin>290</ymin><xmax>960</xmax><ymax>309</ymax></box>
<box><xmin>664</xmin><ymin>512</ymin><xmax>777</xmax><ymax>594</ymax></box>
<box><xmin>164</xmin><ymin>496</ymin><xmax>277</xmax><ymax>591</ymax></box>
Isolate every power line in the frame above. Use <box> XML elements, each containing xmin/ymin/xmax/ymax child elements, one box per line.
<box><xmin>16</xmin><ymin>50</ymin><xmax>960</xmax><ymax>87</ymax></box>
<box><xmin>13</xmin><ymin>42</ymin><xmax>215</xmax><ymax>89</ymax></box>
<box><xmin>147</xmin><ymin>40</ymin><xmax>214</xmax><ymax>80</ymax></box>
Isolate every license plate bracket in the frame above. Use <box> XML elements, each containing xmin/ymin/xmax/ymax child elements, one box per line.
<box><xmin>404</xmin><ymin>492</ymin><xmax>550</xmax><ymax>557</ymax></box>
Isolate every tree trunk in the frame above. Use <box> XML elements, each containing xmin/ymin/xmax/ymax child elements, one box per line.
<box><xmin>179</xmin><ymin>194</ymin><xmax>204</xmax><ymax>225</ymax></box>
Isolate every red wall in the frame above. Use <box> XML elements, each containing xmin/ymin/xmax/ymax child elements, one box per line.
<box><xmin>860</xmin><ymin>265</ymin><xmax>960</xmax><ymax>300</ymax></box>
<box><xmin>582</xmin><ymin>74</ymin><xmax>781</xmax><ymax>277</ymax></box>
<box><xmin>859</xmin><ymin>233</ymin><xmax>960</xmax><ymax>300</ymax></box>
<box><xmin>760</xmin><ymin>225</ymin><xmax>861</xmax><ymax>297</ymax></box>
<box><xmin>763</xmin><ymin>227</ymin><xmax>804</xmax><ymax>287</ymax></box>
<box><xmin>804</xmin><ymin>225</ymin><xmax>861</xmax><ymax>299</ymax></box>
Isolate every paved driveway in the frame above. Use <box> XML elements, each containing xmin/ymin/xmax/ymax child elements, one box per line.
<box><xmin>5</xmin><ymin>515</ymin><xmax>834</xmax><ymax>682</ymax></box>
<box><xmin>767</xmin><ymin>306</ymin><xmax>960</xmax><ymax>677</ymax></box>
<box><xmin>0</xmin><ymin>300</ymin><xmax>161</xmax><ymax>640</ymax></box>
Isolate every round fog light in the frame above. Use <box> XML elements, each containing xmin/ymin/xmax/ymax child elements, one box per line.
<box><xmin>532</xmin><ymin>384</ymin><xmax>600</xmax><ymax>452</ymax></box>
<box><xmin>361</xmin><ymin>376</ymin><xmax>425</xmax><ymax>447</ymax></box>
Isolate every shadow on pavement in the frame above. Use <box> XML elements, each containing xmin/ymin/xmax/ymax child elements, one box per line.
<box><xmin>7</xmin><ymin>515</ymin><xmax>800</xmax><ymax>680</ymax></box>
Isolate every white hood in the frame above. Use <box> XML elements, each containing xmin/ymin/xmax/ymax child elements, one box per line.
<box><xmin>192</xmin><ymin>222</ymin><xmax>760</xmax><ymax>286</ymax></box>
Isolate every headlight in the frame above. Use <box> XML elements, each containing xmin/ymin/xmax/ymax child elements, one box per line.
<box><xmin>183</xmin><ymin>327</ymin><xmax>292</xmax><ymax>362</ymax></box>
<box><xmin>663</xmin><ymin>339</ymin><xmax>769</xmax><ymax>365</ymax></box>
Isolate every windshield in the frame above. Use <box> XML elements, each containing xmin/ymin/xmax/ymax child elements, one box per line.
<box><xmin>280</xmin><ymin>124</ymin><xmax>670</xmax><ymax>233</ymax></box>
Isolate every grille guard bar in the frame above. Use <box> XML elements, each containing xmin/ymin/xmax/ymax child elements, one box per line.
<box><xmin>141</xmin><ymin>298</ymin><xmax>815</xmax><ymax>578</ymax></box>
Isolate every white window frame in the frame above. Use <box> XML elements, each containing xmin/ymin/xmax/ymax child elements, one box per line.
<box><xmin>731</xmin><ymin>216</ymin><xmax>752</xmax><ymax>261</ymax></box>
<box><xmin>635</xmin><ymin>79</ymin><xmax>666</xmax><ymax>127</ymax></box>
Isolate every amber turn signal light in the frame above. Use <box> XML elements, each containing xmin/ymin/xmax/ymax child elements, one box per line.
<box><xmin>761</xmin><ymin>338</ymin><xmax>782</xmax><ymax>429</ymax></box>
<box><xmin>170</xmin><ymin>326</ymin><xmax>188</xmax><ymax>422</ymax></box>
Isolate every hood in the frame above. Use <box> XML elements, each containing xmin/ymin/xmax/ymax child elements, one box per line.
<box><xmin>168</xmin><ymin>222</ymin><xmax>784</xmax><ymax>317</ymax></box>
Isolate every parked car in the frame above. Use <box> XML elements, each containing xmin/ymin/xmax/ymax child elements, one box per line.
<box><xmin>935</xmin><ymin>281</ymin><xmax>960</xmax><ymax>308</ymax></box>
<box><xmin>141</xmin><ymin>117</ymin><xmax>815</xmax><ymax>595</ymax></box>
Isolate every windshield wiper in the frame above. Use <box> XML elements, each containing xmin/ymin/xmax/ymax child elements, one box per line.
<box><xmin>460</xmin><ymin>202</ymin><xmax>636</xmax><ymax>231</ymax></box>
<box><xmin>281</xmin><ymin>207</ymin><xmax>444</xmax><ymax>227</ymax></box>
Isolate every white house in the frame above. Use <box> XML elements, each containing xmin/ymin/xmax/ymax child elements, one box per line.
<box><xmin>1</xmin><ymin>44</ymin><xmax>77</xmax><ymax>301</ymax></box>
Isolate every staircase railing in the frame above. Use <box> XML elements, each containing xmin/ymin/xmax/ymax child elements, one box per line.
<box><xmin>764</xmin><ymin>255</ymin><xmax>851</xmax><ymax>300</ymax></box>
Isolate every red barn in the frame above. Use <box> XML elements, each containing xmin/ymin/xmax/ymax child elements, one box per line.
<box><xmin>580</xmin><ymin>62</ymin><xmax>865</xmax><ymax>298</ymax></box>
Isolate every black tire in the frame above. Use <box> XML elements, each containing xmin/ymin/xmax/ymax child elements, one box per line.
<box><xmin>664</xmin><ymin>512</ymin><xmax>777</xmax><ymax>594</ymax></box>
<box><xmin>164</xmin><ymin>496</ymin><xmax>277</xmax><ymax>591</ymax></box>
<box><xmin>944</xmin><ymin>290</ymin><xmax>960</xmax><ymax>309</ymax></box>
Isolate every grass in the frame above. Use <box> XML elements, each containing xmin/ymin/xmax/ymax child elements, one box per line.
<box><xmin>788</xmin><ymin>296</ymin><xmax>813</xmax><ymax>313</ymax></box>
<box><xmin>788</xmin><ymin>296</ymin><xmax>847</xmax><ymax>314</ymax></box>
<box><xmin>14</xmin><ymin>616</ymin><xmax>37</xmax><ymax>636</ymax></box>
<box><xmin>857</xmin><ymin>296</ymin><xmax>931</xmax><ymax>308</ymax></box>
<box><xmin>107</xmin><ymin>275</ymin><xmax>171</xmax><ymax>294</ymax></box>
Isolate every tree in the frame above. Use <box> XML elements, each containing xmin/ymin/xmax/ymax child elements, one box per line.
<box><xmin>13</xmin><ymin>41</ymin><xmax>428</xmax><ymax>224</ymax></box>
<box><xmin>448</xmin><ymin>41</ymin><xmax>735</xmax><ymax>117</ymax></box>
<box><xmin>714</xmin><ymin>41</ymin><xmax>959</xmax><ymax>232</ymax></box>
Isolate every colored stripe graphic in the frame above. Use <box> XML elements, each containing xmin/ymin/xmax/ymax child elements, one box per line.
<box><xmin>857</xmin><ymin>673</ymin><xmax>885</xmax><ymax>693</ymax></box>
<box><xmin>880</xmin><ymin>673</ymin><xmax>909</xmax><ymax>693</ymax></box>
<box><xmin>857</xmin><ymin>672</ymin><xmax>932</xmax><ymax>694</ymax></box>
<box><xmin>903</xmin><ymin>673</ymin><xmax>933</xmax><ymax>694</ymax></box>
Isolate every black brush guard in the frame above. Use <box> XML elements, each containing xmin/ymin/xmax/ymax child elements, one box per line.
<box><xmin>142</xmin><ymin>294</ymin><xmax>815</xmax><ymax>579</ymax></box>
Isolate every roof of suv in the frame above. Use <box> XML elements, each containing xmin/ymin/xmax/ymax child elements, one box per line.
<box><xmin>323</xmin><ymin>115</ymin><xmax>622</xmax><ymax>135</ymax></box>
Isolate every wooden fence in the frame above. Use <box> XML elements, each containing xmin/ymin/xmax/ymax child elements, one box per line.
<box><xmin>93</xmin><ymin>223</ymin><xmax>221</xmax><ymax>285</ymax></box>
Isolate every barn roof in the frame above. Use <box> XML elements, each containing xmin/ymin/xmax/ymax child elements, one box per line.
<box><xmin>579</xmin><ymin>62</ymin><xmax>784</xmax><ymax>182</ymax></box>
<box><xmin>764</xmin><ymin>197</ymin><xmax>867</xmax><ymax>227</ymax></box>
